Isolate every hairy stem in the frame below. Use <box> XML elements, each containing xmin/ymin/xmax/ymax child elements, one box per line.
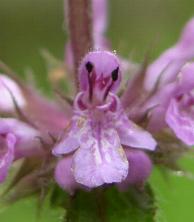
<box><xmin>67</xmin><ymin>0</ymin><xmax>93</xmax><ymax>90</ymax></box>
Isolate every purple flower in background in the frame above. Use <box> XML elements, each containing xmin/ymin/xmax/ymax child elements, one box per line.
<box><xmin>144</xmin><ymin>18</ymin><xmax>194</xmax><ymax>92</ymax></box>
<box><xmin>147</xmin><ymin>63</ymin><xmax>194</xmax><ymax>145</ymax></box>
<box><xmin>123</xmin><ymin>17</ymin><xmax>194</xmax><ymax>147</ymax></box>
<box><xmin>53</xmin><ymin>51</ymin><xmax>156</xmax><ymax>188</ymax></box>
<box><xmin>165</xmin><ymin>66</ymin><xmax>194</xmax><ymax>145</ymax></box>
<box><xmin>0</xmin><ymin>118</ymin><xmax>42</xmax><ymax>183</ymax></box>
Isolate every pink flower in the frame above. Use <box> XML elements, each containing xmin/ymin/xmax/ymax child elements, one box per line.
<box><xmin>53</xmin><ymin>51</ymin><xmax>156</xmax><ymax>188</ymax></box>
<box><xmin>0</xmin><ymin>118</ymin><xmax>42</xmax><ymax>183</ymax></box>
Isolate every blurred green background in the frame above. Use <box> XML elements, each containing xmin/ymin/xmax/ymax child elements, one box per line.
<box><xmin>0</xmin><ymin>0</ymin><xmax>194</xmax><ymax>221</ymax></box>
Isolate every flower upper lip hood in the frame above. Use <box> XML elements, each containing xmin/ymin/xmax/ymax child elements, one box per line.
<box><xmin>78</xmin><ymin>51</ymin><xmax>122</xmax><ymax>94</ymax></box>
<box><xmin>53</xmin><ymin>50</ymin><xmax>156</xmax><ymax>188</ymax></box>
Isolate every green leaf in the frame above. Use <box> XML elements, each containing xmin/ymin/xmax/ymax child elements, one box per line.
<box><xmin>106</xmin><ymin>185</ymin><xmax>157</xmax><ymax>222</ymax></box>
<box><xmin>64</xmin><ymin>189</ymin><xmax>100</xmax><ymax>222</ymax></box>
<box><xmin>50</xmin><ymin>185</ymin><xmax>69</xmax><ymax>208</ymax></box>
<box><xmin>63</xmin><ymin>184</ymin><xmax>158</xmax><ymax>222</ymax></box>
<box><xmin>0</xmin><ymin>196</ymin><xmax>65</xmax><ymax>222</ymax></box>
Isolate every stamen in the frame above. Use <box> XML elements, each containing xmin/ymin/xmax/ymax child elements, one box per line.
<box><xmin>85</xmin><ymin>61</ymin><xmax>94</xmax><ymax>102</ymax></box>
<box><xmin>103</xmin><ymin>81</ymin><xmax>114</xmax><ymax>101</ymax></box>
<box><xmin>103</xmin><ymin>67</ymin><xmax>119</xmax><ymax>101</ymax></box>
<box><xmin>111</xmin><ymin>67</ymin><xmax>119</xmax><ymax>81</ymax></box>
<box><xmin>86</xmin><ymin>61</ymin><xmax>93</xmax><ymax>73</ymax></box>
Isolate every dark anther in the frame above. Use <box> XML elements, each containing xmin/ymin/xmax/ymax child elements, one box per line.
<box><xmin>111</xmin><ymin>67</ymin><xmax>119</xmax><ymax>81</ymax></box>
<box><xmin>85</xmin><ymin>61</ymin><xmax>93</xmax><ymax>102</ymax></box>
<box><xmin>85</xmin><ymin>61</ymin><xmax>93</xmax><ymax>73</ymax></box>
